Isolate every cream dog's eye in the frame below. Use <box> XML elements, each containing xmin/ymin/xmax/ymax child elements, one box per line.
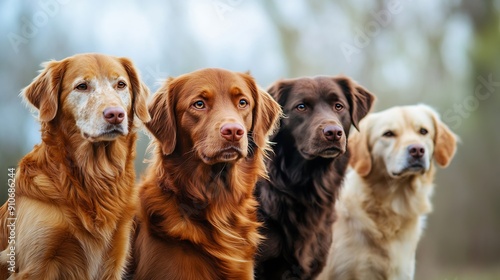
<box><xmin>419</xmin><ymin>128</ymin><xmax>428</xmax><ymax>135</ymax></box>
<box><xmin>382</xmin><ymin>130</ymin><xmax>395</xmax><ymax>137</ymax></box>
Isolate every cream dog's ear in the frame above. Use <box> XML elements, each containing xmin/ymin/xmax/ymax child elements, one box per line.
<box><xmin>421</xmin><ymin>105</ymin><xmax>458</xmax><ymax>167</ymax></box>
<box><xmin>348</xmin><ymin>117</ymin><xmax>372</xmax><ymax>176</ymax></box>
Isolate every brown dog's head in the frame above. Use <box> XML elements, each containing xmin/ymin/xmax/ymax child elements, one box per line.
<box><xmin>349</xmin><ymin>104</ymin><xmax>458</xmax><ymax>178</ymax></box>
<box><xmin>267</xmin><ymin>76</ymin><xmax>374</xmax><ymax>160</ymax></box>
<box><xmin>22</xmin><ymin>53</ymin><xmax>150</xmax><ymax>142</ymax></box>
<box><xmin>146</xmin><ymin>68</ymin><xmax>281</xmax><ymax>165</ymax></box>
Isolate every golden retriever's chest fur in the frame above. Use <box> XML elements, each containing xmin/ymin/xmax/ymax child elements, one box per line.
<box><xmin>8</xmin><ymin>138</ymin><xmax>138</xmax><ymax>279</ymax></box>
<box><xmin>135</xmin><ymin>161</ymin><xmax>261</xmax><ymax>280</ymax></box>
<box><xmin>319</xmin><ymin>170</ymin><xmax>434</xmax><ymax>280</ymax></box>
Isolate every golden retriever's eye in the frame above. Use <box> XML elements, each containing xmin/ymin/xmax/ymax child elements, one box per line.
<box><xmin>296</xmin><ymin>103</ymin><xmax>307</xmax><ymax>111</ymax></box>
<box><xmin>382</xmin><ymin>130</ymin><xmax>395</xmax><ymax>137</ymax></box>
<box><xmin>117</xmin><ymin>81</ymin><xmax>127</xmax><ymax>89</ymax></box>
<box><xmin>238</xmin><ymin>99</ymin><xmax>248</xmax><ymax>108</ymax></box>
<box><xmin>75</xmin><ymin>83</ymin><xmax>88</xmax><ymax>91</ymax></box>
<box><xmin>334</xmin><ymin>103</ymin><xmax>344</xmax><ymax>111</ymax></box>
<box><xmin>193</xmin><ymin>101</ymin><xmax>205</xmax><ymax>109</ymax></box>
<box><xmin>419</xmin><ymin>128</ymin><xmax>428</xmax><ymax>135</ymax></box>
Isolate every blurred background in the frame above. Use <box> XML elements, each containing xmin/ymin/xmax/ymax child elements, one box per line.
<box><xmin>0</xmin><ymin>0</ymin><xmax>499</xmax><ymax>279</ymax></box>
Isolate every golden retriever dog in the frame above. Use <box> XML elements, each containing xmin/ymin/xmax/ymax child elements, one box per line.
<box><xmin>318</xmin><ymin>104</ymin><xmax>458</xmax><ymax>280</ymax></box>
<box><xmin>0</xmin><ymin>53</ymin><xmax>150</xmax><ymax>279</ymax></box>
<box><xmin>129</xmin><ymin>68</ymin><xmax>281</xmax><ymax>280</ymax></box>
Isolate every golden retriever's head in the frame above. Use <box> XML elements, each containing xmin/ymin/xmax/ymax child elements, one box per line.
<box><xmin>146</xmin><ymin>68</ymin><xmax>281</xmax><ymax>165</ymax></box>
<box><xmin>22</xmin><ymin>53</ymin><xmax>150</xmax><ymax>142</ymax></box>
<box><xmin>350</xmin><ymin>104</ymin><xmax>458</xmax><ymax>178</ymax></box>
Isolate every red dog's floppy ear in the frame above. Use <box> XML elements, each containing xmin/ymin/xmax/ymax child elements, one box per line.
<box><xmin>334</xmin><ymin>76</ymin><xmax>375</xmax><ymax>130</ymax></box>
<box><xmin>22</xmin><ymin>60</ymin><xmax>67</xmax><ymax>122</ymax></box>
<box><xmin>241</xmin><ymin>73</ymin><xmax>282</xmax><ymax>150</ymax></box>
<box><xmin>119</xmin><ymin>57</ymin><xmax>151</xmax><ymax>123</ymax></box>
<box><xmin>348</xmin><ymin>118</ymin><xmax>372</xmax><ymax>177</ymax></box>
<box><xmin>422</xmin><ymin>105</ymin><xmax>458</xmax><ymax>167</ymax></box>
<box><xmin>146</xmin><ymin>77</ymin><xmax>178</xmax><ymax>156</ymax></box>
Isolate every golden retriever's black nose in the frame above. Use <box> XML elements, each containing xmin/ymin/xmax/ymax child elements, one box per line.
<box><xmin>408</xmin><ymin>144</ymin><xmax>425</xmax><ymax>159</ymax></box>
<box><xmin>221</xmin><ymin>123</ymin><xmax>245</xmax><ymax>142</ymax></box>
<box><xmin>323</xmin><ymin>125</ymin><xmax>343</xmax><ymax>141</ymax></box>
<box><xmin>103</xmin><ymin>107</ymin><xmax>125</xmax><ymax>124</ymax></box>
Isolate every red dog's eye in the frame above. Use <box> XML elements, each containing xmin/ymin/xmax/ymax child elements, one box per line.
<box><xmin>117</xmin><ymin>81</ymin><xmax>127</xmax><ymax>89</ymax></box>
<box><xmin>383</xmin><ymin>130</ymin><xmax>395</xmax><ymax>137</ymax></box>
<box><xmin>238</xmin><ymin>99</ymin><xmax>248</xmax><ymax>108</ymax></box>
<box><xmin>334</xmin><ymin>103</ymin><xmax>344</xmax><ymax>111</ymax></box>
<box><xmin>75</xmin><ymin>83</ymin><xmax>88</xmax><ymax>91</ymax></box>
<box><xmin>419</xmin><ymin>128</ymin><xmax>428</xmax><ymax>135</ymax></box>
<box><xmin>193</xmin><ymin>101</ymin><xmax>205</xmax><ymax>109</ymax></box>
<box><xmin>296</xmin><ymin>104</ymin><xmax>307</xmax><ymax>111</ymax></box>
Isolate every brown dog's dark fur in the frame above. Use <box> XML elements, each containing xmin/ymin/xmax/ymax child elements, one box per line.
<box><xmin>130</xmin><ymin>68</ymin><xmax>281</xmax><ymax>280</ymax></box>
<box><xmin>255</xmin><ymin>76</ymin><xmax>375</xmax><ymax>279</ymax></box>
<box><xmin>0</xmin><ymin>54</ymin><xmax>150</xmax><ymax>279</ymax></box>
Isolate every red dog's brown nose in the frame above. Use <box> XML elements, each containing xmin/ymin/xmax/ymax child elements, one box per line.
<box><xmin>323</xmin><ymin>125</ymin><xmax>343</xmax><ymax>141</ymax></box>
<box><xmin>220</xmin><ymin>123</ymin><xmax>245</xmax><ymax>142</ymax></box>
<box><xmin>103</xmin><ymin>107</ymin><xmax>125</xmax><ymax>124</ymax></box>
<box><xmin>408</xmin><ymin>144</ymin><xmax>425</xmax><ymax>159</ymax></box>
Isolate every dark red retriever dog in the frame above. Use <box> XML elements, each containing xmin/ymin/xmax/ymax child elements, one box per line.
<box><xmin>254</xmin><ymin>76</ymin><xmax>375</xmax><ymax>279</ymax></box>
<box><xmin>0</xmin><ymin>53</ymin><xmax>150</xmax><ymax>279</ymax></box>
<box><xmin>130</xmin><ymin>68</ymin><xmax>281</xmax><ymax>280</ymax></box>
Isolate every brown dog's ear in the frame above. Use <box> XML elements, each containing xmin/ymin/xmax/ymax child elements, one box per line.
<box><xmin>423</xmin><ymin>105</ymin><xmax>458</xmax><ymax>167</ymax></box>
<box><xmin>22</xmin><ymin>60</ymin><xmax>66</xmax><ymax>122</ymax></box>
<box><xmin>348</xmin><ymin>119</ymin><xmax>372</xmax><ymax>177</ymax></box>
<box><xmin>119</xmin><ymin>57</ymin><xmax>151</xmax><ymax>123</ymax></box>
<box><xmin>241</xmin><ymin>74</ymin><xmax>282</xmax><ymax>149</ymax></box>
<box><xmin>146</xmin><ymin>78</ymin><xmax>178</xmax><ymax>155</ymax></box>
<box><xmin>266</xmin><ymin>79</ymin><xmax>293</xmax><ymax>106</ymax></box>
<box><xmin>334</xmin><ymin>76</ymin><xmax>375</xmax><ymax>130</ymax></box>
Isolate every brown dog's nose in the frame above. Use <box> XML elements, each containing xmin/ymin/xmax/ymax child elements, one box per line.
<box><xmin>103</xmin><ymin>107</ymin><xmax>125</xmax><ymax>124</ymax></box>
<box><xmin>323</xmin><ymin>125</ymin><xmax>343</xmax><ymax>141</ymax></box>
<box><xmin>408</xmin><ymin>144</ymin><xmax>425</xmax><ymax>159</ymax></box>
<box><xmin>220</xmin><ymin>123</ymin><xmax>245</xmax><ymax>142</ymax></box>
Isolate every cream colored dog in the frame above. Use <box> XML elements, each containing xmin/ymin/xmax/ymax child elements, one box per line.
<box><xmin>318</xmin><ymin>104</ymin><xmax>457</xmax><ymax>280</ymax></box>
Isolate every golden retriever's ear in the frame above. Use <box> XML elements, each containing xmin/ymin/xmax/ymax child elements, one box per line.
<box><xmin>241</xmin><ymin>74</ymin><xmax>282</xmax><ymax>149</ymax></box>
<box><xmin>424</xmin><ymin>106</ymin><xmax>458</xmax><ymax>167</ymax></box>
<box><xmin>348</xmin><ymin>120</ymin><xmax>372</xmax><ymax>177</ymax></box>
<box><xmin>22</xmin><ymin>60</ymin><xmax>66</xmax><ymax>122</ymax></box>
<box><xmin>146</xmin><ymin>78</ymin><xmax>177</xmax><ymax>155</ymax></box>
<box><xmin>334</xmin><ymin>76</ymin><xmax>375</xmax><ymax>130</ymax></box>
<box><xmin>119</xmin><ymin>57</ymin><xmax>151</xmax><ymax>123</ymax></box>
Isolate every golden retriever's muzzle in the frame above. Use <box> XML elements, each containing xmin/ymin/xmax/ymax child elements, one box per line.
<box><xmin>393</xmin><ymin>143</ymin><xmax>429</xmax><ymax>176</ymax></box>
<box><xmin>200</xmin><ymin>121</ymin><xmax>248</xmax><ymax>165</ymax></box>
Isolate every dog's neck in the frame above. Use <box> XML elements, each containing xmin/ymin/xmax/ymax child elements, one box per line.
<box><xmin>268</xmin><ymin>132</ymin><xmax>349</xmax><ymax>200</ymax></box>
<box><xmin>155</xmin><ymin>148</ymin><xmax>263</xmax><ymax>212</ymax></box>
<box><xmin>357</xmin><ymin>164</ymin><xmax>436</xmax><ymax>219</ymax></box>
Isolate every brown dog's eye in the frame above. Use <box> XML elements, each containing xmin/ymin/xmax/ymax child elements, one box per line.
<box><xmin>334</xmin><ymin>103</ymin><xmax>344</xmax><ymax>111</ymax></box>
<box><xmin>193</xmin><ymin>101</ymin><xmax>205</xmax><ymax>109</ymax></box>
<box><xmin>419</xmin><ymin>128</ymin><xmax>428</xmax><ymax>135</ymax></box>
<box><xmin>238</xmin><ymin>99</ymin><xmax>248</xmax><ymax>108</ymax></box>
<box><xmin>382</xmin><ymin>130</ymin><xmax>395</xmax><ymax>137</ymax></box>
<box><xmin>117</xmin><ymin>81</ymin><xmax>127</xmax><ymax>89</ymax></box>
<box><xmin>75</xmin><ymin>83</ymin><xmax>88</xmax><ymax>91</ymax></box>
<box><xmin>296</xmin><ymin>104</ymin><xmax>307</xmax><ymax>111</ymax></box>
